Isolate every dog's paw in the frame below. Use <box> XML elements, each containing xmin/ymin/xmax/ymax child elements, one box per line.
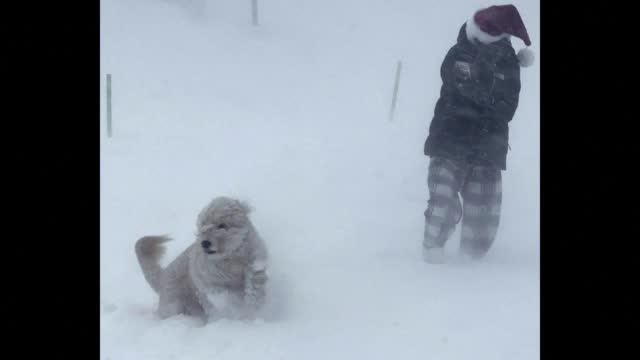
<box><xmin>102</xmin><ymin>303</ymin><xmax>118</xmax><ymax>314</ymax></box>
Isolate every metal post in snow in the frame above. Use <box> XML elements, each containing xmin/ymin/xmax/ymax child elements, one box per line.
<box><xmin>107</xmin><ymin>73</ymin><xmax>112</xmax><ymax>138</ymax></box>
<box><xmin>252</xmin><ymin>0</ymin><xmax>259</xmax><ymax>26</ymax></box>
<box><xmin>388</xmin><ymin>60</ymin><xmax>402</xmax><ymax>121</ymax></box>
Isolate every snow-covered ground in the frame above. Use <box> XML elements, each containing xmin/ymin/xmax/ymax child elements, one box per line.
<box><xmin>100</xmin><ymin>1</ymin><xmax>539</xmax><ymax>359</ymax></box>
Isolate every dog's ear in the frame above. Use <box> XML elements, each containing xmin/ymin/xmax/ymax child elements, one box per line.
<box><xmin>237</xmin><ymin>200</ymin><xmax>253</xmax><ymax>214</ymax></box>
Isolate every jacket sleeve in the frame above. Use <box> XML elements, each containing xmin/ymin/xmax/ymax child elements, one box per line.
<box><xmin>492</xmin><ymin>65</ymin><xmax>521</xmax><ymax>123</ymax></box>
<box><xmin>441</xmin><ymin>45</ymin><xmax>494</xmax><ymax>107</ymax></box>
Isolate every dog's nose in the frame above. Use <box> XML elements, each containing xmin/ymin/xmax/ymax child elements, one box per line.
<box><xmin>201</xmin><ymin>240</ymin><xmax>212</xmax><ymax>249</ymax></box>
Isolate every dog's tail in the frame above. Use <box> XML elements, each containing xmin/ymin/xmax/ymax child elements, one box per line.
<box><xmin>135</xmin><ymin>235</ymin><xmax>172</xmax><ymax>293</ymax></box>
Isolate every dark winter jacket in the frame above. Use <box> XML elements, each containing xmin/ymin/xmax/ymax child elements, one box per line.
<box><xmin>424</xmin><ymin>23</ymin><xmax>521</xmax><ymax>170</ymax></box>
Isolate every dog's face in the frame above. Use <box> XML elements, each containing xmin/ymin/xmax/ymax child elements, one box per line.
<box><xmin>196</xmin><ymin>197</ymin><xmax>252</xmax><ymax>259</ymax></box>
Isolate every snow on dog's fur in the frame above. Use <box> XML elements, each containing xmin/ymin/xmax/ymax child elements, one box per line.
<box><xmin>135</xmin><ymin>197</ymin><xmax>269</xmax><ymax>322</ymax></box>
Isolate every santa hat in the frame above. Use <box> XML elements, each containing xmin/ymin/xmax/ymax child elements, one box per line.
<box><xmin>465</xmin><ymin>4</ymin><xmax>534</xmax><ymax>67</ymax></box>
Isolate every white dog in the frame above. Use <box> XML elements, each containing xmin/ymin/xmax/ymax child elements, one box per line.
<box><xmin>135</xmin><ymin>197</ymin><xmax>268</xmax><ymax>322</ymax></box>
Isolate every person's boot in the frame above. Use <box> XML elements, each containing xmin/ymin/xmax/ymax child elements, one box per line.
<box><xmin>423</xmin><ymin>246</ymin><xmax>446</xmax><ymax>264</ymax></box>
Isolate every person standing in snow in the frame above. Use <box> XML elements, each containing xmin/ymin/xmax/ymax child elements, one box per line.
<box><xmin>422</xmin><ymin>5</ymin><xmax>534</xmax><ymax>263</ymax></box>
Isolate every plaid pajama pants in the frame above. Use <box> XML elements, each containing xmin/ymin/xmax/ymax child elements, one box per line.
<box><xmin>423</xmin><ymin>156</ymin><xmax>502</xmax><ymax>258</ymax></box>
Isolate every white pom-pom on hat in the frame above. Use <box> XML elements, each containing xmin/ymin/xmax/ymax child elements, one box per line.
<box><xmin>517</xmin><ymin>47</ymin><xmax>535</xmax><ymax>67</ymax></box>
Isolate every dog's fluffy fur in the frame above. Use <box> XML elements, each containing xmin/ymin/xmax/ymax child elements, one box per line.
<box><xmin>135</xmin><ymin>197</ymin><xmax>268</xmax><ymax>322</ymax></box>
